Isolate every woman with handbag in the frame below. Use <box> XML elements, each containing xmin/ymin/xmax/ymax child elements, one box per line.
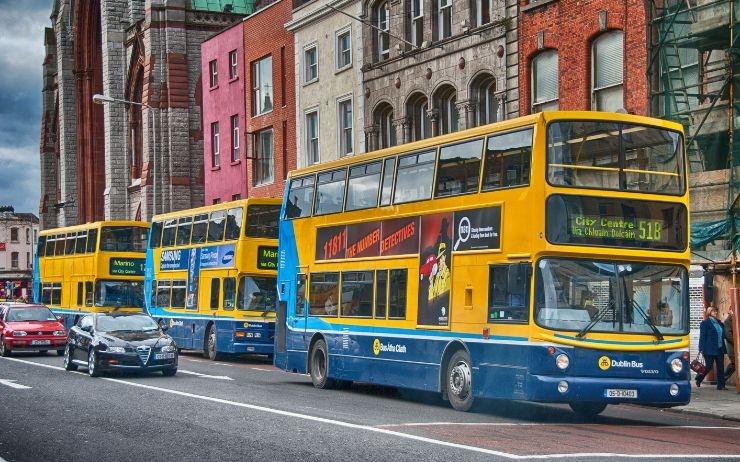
<box><xmin>696</xmin><ymin>305</ymin><xmax>727</xmax><ymax>390</ymax></box>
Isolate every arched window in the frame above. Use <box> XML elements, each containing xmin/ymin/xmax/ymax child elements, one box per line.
<box><xmin>592</xmin><ymin>31</ymin><xmax>624</xmax><ymax>111</ymax></box>
<box><xmin>374</xmin><ymin>103</ymin><xmax>396</xmax><ymax>149</ymax></box>
<box><xmin>531</xmin><ymin>50</ymin><xmax>559</xmax><ymax>113</ymax></box>
<box><xmin>374</xmin><ymin>1</ymin><xmax>390</xmax><ymax>61</ymax></box>
<box><xmin>470</xmin><ymin>73</ymin><xmax>497</xmax><ymax>126</ymax></box>
<box><xmin>128</xmin><ymin>69</ymin><xmax>144</xmax><ymax>180</ymax></box>
<box><xmin>434</xmin><ymin>85</ymin><xmax>458</xmax><ymax>135</ymax></box>
<box><xmin>406</xmin><ymin>93</ymin><xmax>431</xmax><ymax>141</ymax></box>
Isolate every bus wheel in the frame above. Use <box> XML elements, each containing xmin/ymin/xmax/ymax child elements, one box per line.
<box><xmin>446</xmin><ymin>350</ymin><xmax>474</xmax><ymax>412</ymax></box>
<box><xmin>569</xmin><ymin>402</ymin><xmax>607</xmax><ymax>419</ymax></box>
<box><xmin>204</xmin><ymin>325</ymin><xmax>223</xmax><ymax>361</ymax></box>
<box><xmin>309</xmin><ymin>339</ymin><xmax>337</xmax><ymax>389</ymax></box>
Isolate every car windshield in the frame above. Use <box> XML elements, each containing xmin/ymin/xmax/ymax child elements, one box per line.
<box><xmin>534</xmin><ymin>258</ymin><xmax>688</xmax><ymax>336</ymax></box>
<box><xmin>6</xmin><ymin>307</ymin><xmax>57</xmax><ymax>322</ymax></box>
<box><xmin>96</xmin><ymin>315</ymin><xmax>159</xmax><ymax>333</ymax></box>
<box><xmin>95</xmin><ymin>280</ymin><xmax>144</xmax><ymax>308</ymax></box>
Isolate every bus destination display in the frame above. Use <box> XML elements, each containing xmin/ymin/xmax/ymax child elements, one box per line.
<box><xmin>569</xmin><ymin>215</ymin><xmax>665</xmax><ymax>242</ymax></box>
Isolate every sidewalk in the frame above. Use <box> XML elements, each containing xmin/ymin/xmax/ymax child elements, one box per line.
<box><xmin>667</xmin><ymin>382</ymin><xmax>740</xmax><ymax>421</ymax></box>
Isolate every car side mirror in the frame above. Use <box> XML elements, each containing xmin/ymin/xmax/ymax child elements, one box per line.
<box><xmin>81</xmin><ymin>325</ymin><xmax>93</xmax><ymax>334</ymax></box>
<box><xmin>57</xmin><ymin>316</ymin><xmax>64</xmax><ymax>323</ymax></box>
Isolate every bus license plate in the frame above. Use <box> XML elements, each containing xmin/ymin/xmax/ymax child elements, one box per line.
<box><xmin>31</xmin><ymin>340</ymin><xmax>51</xmax><ymax>345</ymax></box>
<box><xmin>605</xmin><ymin>389</ymin><xmax>637</xmax><ymax>399</ymax></box>
<box><xmin>154</xmin><ymin>353</ymin><xmax>175</xmax><ymax>360</ymax></box>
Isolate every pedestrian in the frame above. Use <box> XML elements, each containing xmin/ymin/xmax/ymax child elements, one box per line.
<box><xmin>696</xmin><ymin>305</ymin><xmax>727</xmax><ymax>390</ymax></box>
<box><xmin>724</xmin><ymin>306</ymin><xmax>735</xmax><ymax>379</ymax></box>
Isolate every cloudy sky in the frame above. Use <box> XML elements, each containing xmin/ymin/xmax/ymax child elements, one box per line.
<box><xmin>0</xmin><ymin>0</ymin><xmax>50</xmax><ymax>215</ymax></box>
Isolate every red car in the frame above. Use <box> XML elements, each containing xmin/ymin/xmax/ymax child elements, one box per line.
<box><xmin>0</xmin><ymin>304</ymin><xmax>67</xmax><ymax>356</ymax></box>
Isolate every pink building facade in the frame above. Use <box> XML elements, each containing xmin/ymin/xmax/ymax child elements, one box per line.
<box><xmin>201</xmin><ymin>22</ymin><xmax>247</xmax><ymax>205</ymax></box>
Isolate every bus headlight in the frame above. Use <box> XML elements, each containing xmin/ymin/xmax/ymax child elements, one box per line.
<box><xmin>556</xmin><ymin>354</ymin><xmax>570</xmax><ymax>370</ymax></box>
<box><xmin>670</xmin><ymin>358</ymin><xmax>683</xmax><ymax>373</ymax></box>
<box><xmin>669</xmin><ymin>383</ymin><xmax>679</xmax><ymax>396</ymax></box>
<box><xmin>558</xmin><ymin>381</ymin><xmax>569</xmax><ymax>394</ymax></box>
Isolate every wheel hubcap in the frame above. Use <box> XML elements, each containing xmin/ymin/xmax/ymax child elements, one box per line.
<box><xmin>449</xmin><ymin>360</ymin><xmax>471</xmax><ymax>399</ymax></box>
<box><xmin>89</xmin><ymin>352</ymin><xmax>95</xmax><ymax>374</ymax></box>
<box><xmin>64</xmin><ymin>346</ymin><xmax>70</xmax><ymax>366</ymax></box>
<box><xmin>209</xmin><ymin>331</ymin><xmax>216</xmax><ymax>355</ymax></box>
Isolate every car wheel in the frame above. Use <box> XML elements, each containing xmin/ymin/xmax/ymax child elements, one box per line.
<box><xmin>569</xmin><ymin>402</ymin><xmax>607</xmax><ymax>419</ymax></box>
<box><xmin>56</xmin><ymin>349</ymin><xmax>65</xmax><ymax>356</ymax></box>
<box><xmin>204</xmin><ymin>325</ymin><xmax>223</xmax><ymax>361</ymax></box>
<box><xmin>0</xmin><ymin>336</ymin><xmax>10</xmax><ymax>357</ymax></box>
<box><xmin>162</xmin><ymin>367</ymin><xmax>177</xmax><ymax>377</ymax></box>
<box><xmin>64</xmin><ymin>344</ymin><xmax>78</xmax><ymax>371</ymax></box>
<box><xmin>446</xmin><ymin>350</ymin><xmax>474</xmax><ymax>412</ymax></box>
<box><xmin>309</xmin><ymin>339</ymin><xmax>337</xmax><ymax>389</ymax></box>
<box><xmin>88</xmin><ymin>349</ymin><xmax>101</xmax><ymax>377</ymax></box>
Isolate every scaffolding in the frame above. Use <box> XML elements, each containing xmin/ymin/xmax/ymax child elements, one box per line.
<box><xmin>649</xmin><ymin>0</ymin><xmax>740</xmax><ymax>260</ymax></box>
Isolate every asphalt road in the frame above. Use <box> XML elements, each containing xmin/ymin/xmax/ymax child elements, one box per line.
<box><xmin>0</xmin><ymin>351</ymin><xmax>739</xmax><ymax>462</ymax></box>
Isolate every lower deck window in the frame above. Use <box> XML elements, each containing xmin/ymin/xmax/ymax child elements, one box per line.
<box><xmin>309</xmin><ymin>273</ymin><xmax>339</xmax><ymax>317</ymax></box>
<box><xmin>340</xmin><ymin>271</ymin><xmax>373</xmax><ymax>317</ymax></box>
<box><xmin>488</xmin><ymin>263</ymin><xmax>530</xmax><ymax>323</ymax></box>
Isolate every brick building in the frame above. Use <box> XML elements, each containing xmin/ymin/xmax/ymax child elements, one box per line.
<box><xmin>518</xmin><ymin>0</ymin><xmax>649</xmax><ymax>115</ymax></box>
<box><xmin>0</xmin><ymin>208</ymin><xmax>39</xmax><ymax>301</ymax></box>
<box><xmin>39</xmin><ymin>0</ymin><xmax>252</xmax><ymax>230</ymax></box>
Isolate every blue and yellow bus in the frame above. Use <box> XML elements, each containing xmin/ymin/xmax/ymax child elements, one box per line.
<box><xmin>145</xmin><ymin>199</ymin><xmax>280</xmax><ymax>360</ymax></box>
<box><xmin>34</xmin><ymin>221</ymin><xmax>149</xmax><ymax>329</ymax></box>
<box><xmin>274</xmin><ymin>111</ymin><xmax>691</xmax><ymax>415</ymax></box>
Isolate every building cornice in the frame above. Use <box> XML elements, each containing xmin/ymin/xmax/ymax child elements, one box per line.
<box><xmin>286</xmin><ymin>0</ymin><xmax>359</xmax><ymax>31</ymax></box>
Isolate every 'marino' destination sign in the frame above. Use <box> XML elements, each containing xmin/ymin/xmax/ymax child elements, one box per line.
<box><xmin>110</xmin><ymin>257</ymin><xmax>145</xmax><ymax>276</ymax></box>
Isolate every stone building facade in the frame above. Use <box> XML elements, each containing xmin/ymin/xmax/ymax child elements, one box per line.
<box><xmin>0</xmin><ymin>209</ymin><xmax>39</xmax><ymax>301</ymax></box>
<box><xmin>288</xmin><ymin>0</ymin><xmax>366</xmax><ymax>167</ymax></box>
<box><xmin>39</xmin><ymin>0</ymin><xmax>250</xmax><ymax>230</ymax></box>
<box><xmin>360</xmin><ymin>0</ymin><xmax>520</xmax><ymax>150</ymax></box>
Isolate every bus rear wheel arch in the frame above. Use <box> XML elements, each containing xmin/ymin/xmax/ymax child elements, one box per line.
<box><xmin>440</xmin><ymin>342</ymin><xmax>474</xmax><ymax>412</ymax></box>
<box><xmin>308</xmin><ymin>336</ymin><xmax>339</xmax><ymax>389</ymax></box>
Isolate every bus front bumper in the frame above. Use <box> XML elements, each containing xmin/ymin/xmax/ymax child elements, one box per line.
<box><xmin>231</xmin><ymin>341</ymin><xmax>273</xmax><ymax>355</ymax></box>
<box><xmin>526</xmin><ymin>374</ymin><xmax>691</xmax><ymax>406</ymax></box>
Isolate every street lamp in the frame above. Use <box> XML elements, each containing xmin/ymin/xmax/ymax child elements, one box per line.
<box><xmin>92</xmin><ymin>93</ymin><xmax>159</xmax><ymax>217</ymax></box>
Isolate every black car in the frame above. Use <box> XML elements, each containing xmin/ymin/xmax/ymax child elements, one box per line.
<box><xmin>63</xmin><ymin>312</ymin><xmax>178</xmax><ymax>377</ymax></box>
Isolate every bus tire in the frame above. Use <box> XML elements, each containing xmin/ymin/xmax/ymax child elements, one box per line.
<box><xmin>446</xmin><ymin>350</ymin><xmax>474</xmax><ymax>412</ymax></box>
<box><xmin>309</xmin><ymin>339</ymin><xmax>337</xmax><ymax>389</ymax></box>
<box><xmin>204</xmin><ymin>324</ymin><xmax>223</xmax><ymax>361</ymax></box>
<box><xmin>569</xmin><ymin>402</ymin><xmax>607</xmax><ymax>419</ymax></box>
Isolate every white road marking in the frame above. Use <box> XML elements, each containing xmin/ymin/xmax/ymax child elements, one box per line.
<box><xmin>378</xmin><ymin>422</ymin><xmax>740</xmax><ymax>430</ymax></box>
<box><xmin>0</xmin><ymin>379</ymin><xmax>31</xmax><ymax>390</ymax></box>
<box><xmin>2</xmin><ymin>356</ymin><xmax>739</xmax><ymax>460</ymax></box>
<box><xmin>250</xmin><ymin>367</ymin><xmax>281</xmax><ymax>372</ymax></box>
<box><xmin>177</xmin><ymin>369</ymin><xmax>233</xmax><ymax>380</ymax></box>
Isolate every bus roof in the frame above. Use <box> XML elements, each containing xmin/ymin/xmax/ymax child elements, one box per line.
<box><xmin>286</xmin><ymin>111</ymin><xmax>685</xmax><ymax>179</ymax></box>
<box><xmin>40</xmin><ymin>220</ymin><xmax>149</xmax><ymax>236</ymax></box>
<box><xmin>152</xmin><ymin>197</ymin><xmax>282</xmax><ymax>222</ymax></box>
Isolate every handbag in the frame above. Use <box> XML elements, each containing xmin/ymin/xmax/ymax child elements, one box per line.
<box><xmin>690</xmin><ymin>354</ymin><xmax>707</xmax><ymax>375</ymax></box>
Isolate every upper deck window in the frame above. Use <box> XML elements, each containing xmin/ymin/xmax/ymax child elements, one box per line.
<box><xmin>225</xmin><ymin>207</ymin><xmax>243</xmax><ymax>240</ymax></box>
<box><xmin>176</xmin><ymin>217</ymin><xmax>193</xmax><ymax>246</ymax></box>
<box><xmin>207</xmin><ymin>210</ymin><xmax>227</xmax><ymax>242</ymax></box>
<box><xmin>435</xmin><ymin>138</ymin><xmax>484</xmax><ymax>197</ymax></box>
<box><xmin>285</xmin><ymin>176</ymin><xmax>315</xmax><ymax>219</ymax></box>
<box><xmin>191</xmin><ymin>214</ymin><xmax>209</xmax><ymax>244</ymax></box>
<box><xmin>100</xmin><ymin>226</ymin><xmax>148</xmax><ymax>252</ymax></box>
<box><xmin>547</xmin><ymin>121</ymin><xmax>684</xmax><ymax>195</ymax></box>
<box><xmin>482</xmin><ymin>128</ymin><xmax>533</xmax><ymax>190</ymax></box>
<box><xmin>394</xmin><ymin>149</ymin><xmax>436</xmax><ymax>204</ymax></box>
<box><xmin>161</xmin><ymin>220</ymin><xmax>176</xmax><ymax>247</ymax></box>
<box><xmin>86</xmin><ymin>229</ymin><xmax>98</xmax><ymax>253</ymax></box>
<box><xmin>314</xmin><ymin>169</ymin><xmax>347</xmax><ymax>216</ymax></box>
<box><xmin>346</xmin><ymin>162</ymin><xmax>381</xmax><ymax>211</ymax></box>
<box><xmin>75</xmin><ymin>231</ymin><xmax>88</xmax><ymax>253</ymax></box>
<box><xmin>150</xmin><ymin>221</ymin><xmax>163</xmax><ymax>248</ymax></box>
<box><xmin>246</xmin><ymin>205</ymin><xmax>280</xmax><ymax>238</ymax></box>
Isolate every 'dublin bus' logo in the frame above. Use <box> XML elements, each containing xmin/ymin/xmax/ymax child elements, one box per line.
<box><xmin>598</xmin><ymin>355</ymin><xmax>611</xmax><ymax>371</ymax></box>
<box><xmin>373</xmin><ymin>339</ymin><xmax>381</xmax><ymax>355</ymax></box>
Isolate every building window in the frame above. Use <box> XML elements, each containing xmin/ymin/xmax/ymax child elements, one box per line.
<box><xmin>375</xmin><ymin>1</ymin><xmax>390</xmax><ymax>61</ymax></box>
<box><xmin>437</xmin><ymin>0</ymin><xmax>452</xmax><ymax>40</ymax></box>
<box><xmin>410</xmin><ymin>0</ymin><xmax>423</xmax><ymax>47</ymax></box>
<box><xmin>435</xmin><ymin>85</ymin><xmax>458</xmax><ymax>135</ymax></box>
<box><xmin>304</xmin><ymin>45</ymin><xmax>318</xmax><ymax>83</ymax></box>
<box><xmin>407</xmin><ymin>93</ymin><xmax>431</xmax><ymax>142</ymax></box>
<box><xmin>338</xmin><ymin>97</ymin><xmax>353</xmax><ymax>156</ymax></box>
<box><xmin>213</xmin><ymin>198</ymin><xmax>221</xmax><ymax>205</ymax></box>
<box><xmin>11</xmin><ymin>252</ymin><xmax>18</xmax><ymax>269</ymax></box>
<box><xmin>374</xmin><ymin>103</ymin><xmax>396</xmax><ymax>149</ymax></box>
<box><xmin>471</xmin><ymin>73</ymin><xmax>497</xmax><ymax>126</ymax></box>
<box><xmin>209</xmin><ymin>59</ymin><xmax>218</xmax><ymax>88</ymax></box>
<box><xmin>27</xmin><ymin>252</ymin><xmax>31</xmax><ymax>269</ymax></box>
<box><xmin>10</xmin><ymin>228</ymin><xmax>18</xmax><ymax>242</ymax></box>
<box><xmin>252</xmin><ymin>55</ymin><xmax>273</xmax><ymax>116</ymax></box>
<box><xmin>229</xmin><ymin>50</ymin><xmax>238</xmax><ymax>80</ymax></box>
<box><xmin>26</xmin><ymin>228</ymin><xmax>30</xmax><ymax>244</ymax></box>
<box><xmin>254</xmin><ymin>129</ymin><xmax>274</xmax><ymax>185</ymax></box>
<box><xmin>592</xmin><ymin>31</ymin><xmax>624</xmax><ymax>112</ymax></box>
<box><xmin>231</xmin><ymin>115</ymin><xmax>240</xmax><ymax>162</ymax></box>
<box><xmin>305</xmin><ymin>110</ymin><xmax>320</xmax><ymax>164</ymax></box>
<box><xmin>232</xmin><ymin>194</ymin><xmax>241</xmax><ymax>201</ymax></box>
<box><xmin>473</xmin><ymin>0</ymin><xmax>491</xmax><ymax>26</ymax></box>
<box><xmin>336</xmin><ymin>29</ymin><xmax>352</xmax><ymax>70</ymax></box>
<box><xmin>211</xmin><ymin>122</ymin><xmax>220</xmax><ymax>168</ymax></box>
<box><xmin>531</xmin><ymin>50</ymin><xmax>559</xmax><ymax>112</ymax></box>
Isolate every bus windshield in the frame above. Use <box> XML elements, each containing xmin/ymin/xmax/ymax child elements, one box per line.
<box><xmin>237</xmin><ymin>276</ymin><xmax>277</xmax><ymax>311</ymax></box>
<box><xmin>534</xmin><ymin>258</ymin><xmax>688</xmax><ymax>336</ymax></box>
<box><xmin>95</xmin><ymin>280</ymin><xmax>144</xmax><ymax>308</ymax></box>
<box><xmin>547</xmin><ymin>121</ymin><xmax>684</xmax><ymax>195</ymax></box>
<box><xmin>100</xmin><ymin>226</ymin><xmax>148</xmax><ymax>252</ymax></box>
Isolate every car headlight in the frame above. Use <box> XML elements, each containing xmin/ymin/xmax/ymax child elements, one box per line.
<box><xmin>670</xmin><ymin>358</ymin><xmax>683</xmax><ymax>373</ymax></box>
<box><xmin>160</xmin><ymin>345</ymin><xmax>176</xmax><ymax>353</ymax></box>
<box><xmin>11</xmin><ymin>330</ymin><xmax>27</xmax><ymax>337</ymax></box>
<box><xmin>53</xmin><ymin>330</ymin><xmax>66</xmax><ymax>336</ymax></box>
<box><xmin>106</xmin><ymin>346</ymin><xmax>126</xmax><ymax>353</ymax></box>
<box><xmin>556</xmin><ymin>354</ymin><xmax>570</xmax><ymax>370</ymax></box>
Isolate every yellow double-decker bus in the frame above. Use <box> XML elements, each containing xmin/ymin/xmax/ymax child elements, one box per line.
<box><xmin>145</xmin><ymin>199</ymin><xmax>280</xmax><ymax>360</ymax></box>
<box><xmin>275</xmin><ymin>111</ymin><xmax>691</xmax><ymax>416</ymax></box>
<box><xmin>34</xmin><ymin>221</ymin><xmax>150</xmax><ymax>329</ymax></box>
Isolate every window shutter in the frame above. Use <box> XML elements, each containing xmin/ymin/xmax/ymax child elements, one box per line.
<box><xmin>594</xmin><ymin>31</ymin><xmax>624</xmax><ymax>89</ymax></box>
<box><xmin>534</xmin><ymin>51</ymin><xmax>558</xmax><ymax>103</ymax></box>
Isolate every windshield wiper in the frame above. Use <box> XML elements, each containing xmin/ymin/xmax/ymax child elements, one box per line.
<box><xmin>630</xmin><ymin>299</ymin><xmax>664</xmax><ymax>341</ymax></box>
<box><xmin>576</xmin><ymin>299</ymin><xmax>615</xmax><ymax>339</ymax></box>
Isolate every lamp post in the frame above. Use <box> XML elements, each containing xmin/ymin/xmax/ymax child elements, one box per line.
<box><xmin>92</xmin><ymin>93</ymin><xmax>159</xmax><ymax>217</ymax></box>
